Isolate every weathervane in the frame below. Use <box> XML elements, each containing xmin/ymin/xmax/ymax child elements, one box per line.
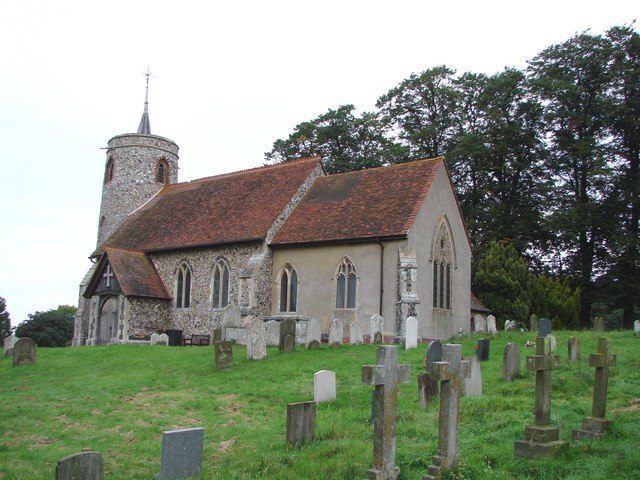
<box><xmin>137</xmin><ymin>66</ymin><xmax>153</xmax><ymax>134</ymax></box>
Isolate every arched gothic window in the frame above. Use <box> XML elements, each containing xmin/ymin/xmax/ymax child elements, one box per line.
<box><xmin>212</xmin><ymin>259</ymin><xmax>230</xmax><ymax>309</ymax></box>
<box><xmin>156</xmin><ymin>159</ymin><xmax>169</xmax><ymax>184</ymax></box>
<box><xmin>336</xmin><ymin>258</ymin><xmax>357</xmax><ymax>309</ymax></box>
<box><xmin>176</xmin><ymin>263</ymin><xmax>192</xmax><ymax>309</ymax></box>
<box><xmin>104</xmin><ymin>158</ymin><xmax>115</xmax><ymax>184</ymax></box>
<box><xmin>433</xmin><ymin>220</ymin><xmax>453</xmax><ymax>310</ymax></box>
<box><xmin>279</xmin><ymin>264</ymin><xmax>298</xmax><ymax>312</ymax></box>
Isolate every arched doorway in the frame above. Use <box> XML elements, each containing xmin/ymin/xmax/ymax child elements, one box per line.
<box><xmin>97</xmin><ymin>297</ymin><xmax>118</xmax><ymax>345</ymax></box>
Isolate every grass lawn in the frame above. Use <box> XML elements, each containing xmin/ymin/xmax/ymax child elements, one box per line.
<box><xmin>1</xmin><ymin>330</ymin><xmax>639</xmax><ymax>479</ymax></box>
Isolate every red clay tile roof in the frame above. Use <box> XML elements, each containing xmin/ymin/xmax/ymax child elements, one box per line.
<box><xmin>98</xmin><ymin>157</ymin><xmax>323</xmax><ymax>254</ymax></box>
<box><xmin>271</xmin><ymin>157</ymin><xmax>443</xmax><ymax>246</ymax></box>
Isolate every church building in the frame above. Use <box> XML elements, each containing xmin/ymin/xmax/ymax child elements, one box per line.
<box><xmin>74</xmin><ymin>91</ymin><xmax>471</xmax><ymax>346</ymax></box>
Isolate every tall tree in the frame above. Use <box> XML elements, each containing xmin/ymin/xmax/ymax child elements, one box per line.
<box><xmin>528</xmin><ymin>31</ymin><xmax>614</xmax><ymax>328</ymax></box>
<box><xmin>0</xmin><ymin>296</ymin><xmax>11</xmax><ymax>343</ymax></box>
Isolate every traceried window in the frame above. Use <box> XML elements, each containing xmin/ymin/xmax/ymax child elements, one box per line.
<box><xmin>433</xmin><ymin>220</ymin><xmax>453</xmax><ymax>310</ymax></box>
<box><xmin>104</xmin><ymin>158</ymin><xmax>115</xmax><ymax>184</ymax></box>
<box><xmin>279</xmin><ymin>264</ymin><xmax>298</xmax><ymax>312</ymax></box>
<box><xmin>176</xmin><ymin>263</ymin><xmax>191</xmax><ymax>309</ymax></box>
<box><xmin>156</xmin><ymin>159</ymin><xmax>169</xmax><ymax>184</ymax></box>
<box><xmin>212</xmin><ymin>259</ymin><xmax>230</xmax><ymax>309</ymax></box>
<box><xmin>336</xmin><ymin>258</ymin><xmax>357</xmax><ymax>309</ymax></box>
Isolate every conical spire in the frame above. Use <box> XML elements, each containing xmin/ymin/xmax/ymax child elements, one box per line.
<box><xmin>137</xmin><ymin>68</ymin><xmax>151</xmax><ymax>134</ymax></box>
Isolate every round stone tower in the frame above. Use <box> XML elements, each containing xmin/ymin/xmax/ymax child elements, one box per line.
<box><xmin>96</xmin><ymin>76</ymin><xmax>179</xmax><ymax>247</ymax></box>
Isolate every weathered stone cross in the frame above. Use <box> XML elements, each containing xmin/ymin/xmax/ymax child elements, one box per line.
<box><xmin>103</xmin><ymin>264</ymin><xmax>114</xmax><ymax>288</ymax></box>
<box><xmin>424</xmin><ymin>344</ymin><xmax>470</xmax><ymax>479</ymax></box>
<box><xmin>573</xmin><ymin>337</ymin><xmax>617</xmax><ymax>440</ymax></box>
<box><xmin>362</xmin><ymin>345</ymin><xmax>411</xmax><ymax>480</ymax></box>
<box><xmin>514</xmin><ymin>336</ymin><xmax>568</xmax><ymax>458</ymax></box>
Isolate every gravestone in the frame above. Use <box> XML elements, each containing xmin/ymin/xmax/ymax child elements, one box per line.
<box><xmin>503</xmin><ymin>342</ymin><xmax>521</xmax><ymax>382</ymax></box>
<box><xmin>425</xmin><ymin>344</ymin><xmax>471</xmax><ymax>479</ymax></box>
<box><xmin>476</xmin><ymin>338</ymin><xmax>490</xmax><ymax>361</ymax></box>
<box><xmin>405</xmin><ymin>316</ymin><xmax>417</xmax><ymax>350</ymax></box>
<box><xmin>12</xmin><ymin>337</ymin><xmax>36</xmax><ymax>367</ymax></box>
<box><xmin>487</xmin><ymin>315</ymin><xmax>497</xmax><ymax>335</ymax></box>
<box><xmin>463</xmin><ymin>355</ymin><xmax>483</xmax><ymax>397</ymax></box>
<box><xmin>265</xmin><ymin>320</ymin><xmax>279</xmax><ymax>346</ymax></box>
<box><xmin>514</xmin><ymin>336</ymin><xmax>568</xmax><ymax>458</ymax></box>
<box><xmin>225</xmin><ymin>327</ymin><xmax>246</xmax><ymax>345</ymax></box>
<box><xmin>295</xmin><ymin>319</ymin><xmax>308</xmax><ymax>345</ymax></box>
<box><xmin>4</xmin><ymin>334</ymin><xmax>18</xmax><ymax>356</ymax></box>
<box><xmin>593</xmin><ymin>316</ymin><xmax>605</xmax><ymax>332</ymax></box>
<box><xmin>156</xmin><ymin>427</ymin><xmax>204</xmax><ymax>480</ymax></box>
<box><xmin>567</xmin><ymin>336</ymin><xmax>580</xmax><ymax>362</ymax></box>
<box><xmin>314</xmin><ymin>370</ymin><xmax>336</xmax><ymax>403</ymax></box>
<box><xmin>362</xmin><ymin>345</ymin><xmax>411</xmax><ymax>480</ymax></box>
<box><xmin>150</xmin><ymin>333</ymin><xmax>168</xmax><ymax>346</ymax></box>
<box><xmin>504</xmin><ymin>320</ymin><xmax>517</xmax><ymax>331</ymax></box>
<box><xmin>634</xmin><ymin>319</ymin><xmax>640</xmax><ymax>334</ymax></box>
<box><xmin>419</xmin><ymin>340</ymin><xmax>442</xmax><ymax>407</ymax></box>
<box><xmin>530</xmin><ymin>314</ymin><xmax>538</xmax><ymax>332</ymax></box>
<box><xmin>214</xmin><ymin>341</ymin><xmax>234</xmax><ymax>368</ymax></box>
<box><xmin>538</xmin><ymin>318</ymin><xmax>552</xmax><ymax>338</ymax></box>
<box><xmin>473</xmin><ymin>315</ymin><xmax>487</xmax><ymax>333</ymax></box>
<box><xmin>279</xmin><ymin>319</ymin><xmax>297</xmax><ymax>352</ymax></box>
<box><xmin>306</xmin><ymin>318</ymin><xmax>321</xmax><ymax>348</ymax></box>
<box><xmin>329</xmin><ymin>319</ymin><xmax>343</xmax><ymax>346</ymax></box>
<box><xmin>370</xmin><ymin>314</ymin><xmax>383</xmax><ymax>344</ymax></box>
<box><xmin>286</xmin><ymin>401</ymin><xmax>316</xmax><ymax>448</ymax></box>
<box><xmin>56</xmin><ymin>451</ymin><xmax>104</xmax><ymax>480</ymax></box>
<box><xmin>572</xmin><ymin>337</ymin><xmax>617</xmax><ymax>440</ymax></box>
<box><xmin>546</xmin><ymin>334</ymin><xmax>557</xmax><ymax>353</ymax></box>
<box><xmin>211</xmin><ymin>327</ymin><xmax>223</xmax><ymax>343</ymax></box>
<box><xmin>349</xmin><ymin>321</ymin><xmax>363</xmax><ymax>345</ymax></box>
<box><xmin>246</xmin><ymin>317</ymin><xmax>266</xmax><ymax>360</ymax></box>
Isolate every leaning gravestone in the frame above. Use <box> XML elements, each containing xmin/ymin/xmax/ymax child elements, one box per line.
<box><xmin>214</xmin><ymin>341</ymin><xmax>234</xmax><ymax>369</ymax></box>
<box><xmin>246</xmin><ymin>317</ymin><xmax>266</xmax><ymax>360</ymax></box>
<box><xmin>463</xmin><ymin>355</ymin><xmax>482</xmax><ymax>397</ymax></box>
<box><xmin>265</xmin><ymin>320</ymin><xmax>279</xmax><ymax>346</ymax></box>
<box><xmin>156</xmin><ymin>427</ymin><xmax>204</xmax><ymax>480</ymax></box>
<box><xmin>328</xmin><ymin>319</ymin><xmax>343</xmax><ymax>346</ymax></box>
<box><xmin>514</xmin><ymin>336</ymin><xmax>568</xmax><ymax>458</ymax></box>
<box><xmin>370</xmin><ymin>314</ymin><xmax>383</xmax><ymax>344</ymax></box>
<box><xmin>503</xmin><ymin>342</ymin><xmax>521</xmax><ymax>382</ymax></box>
<box><xmin>314</xmin><ymin>370</ymin><xmax>336</xmax><ymax>403</ymax></box>
<box><xmin>538</xmin><ymin>318</ymin><xmax>552</xmax><ymax>338</ymax></box>
<box><xmin>56</xmin><ymin>451</ymin><xmax>104</xmax><ymax>480</ymax></box>
<box><xmin>487</xmin><ymin>315</ymin><xmax>497</xmax><ymax>335</ymax></box>
<box><xmin>286</xmin><ymin>401</ymin><xmax>316</xmax><ymax>448</ymax></box>
<box><xmin>12</xmin><ymin>337</ymin><xmax>36</xmax><ymax>367</ymax></box>
<box><xmin>279</xmin><ymin>319</ymin><xmax>297</xmax><ymax>352</ymax></box>
<box><xmin>349</xmin><ymin>321</ymin><xmax>363</xmax><ymax>345</ymax></box>
<box><xmin>593</xmin><ymin>316</ymin><xmax>605</xmax><ymax>332</ymax></box>
<box><xmin>211</xmin><ymin>327</ymin><xmax>223</xmax><ymax>343</ymax></box>
<box><xmin>405</xmin><ymin>316</ymin><xmax>417</xmax><ymax>350</ymax></box>
<box><xmin>572</xmin><ymin>337</ymin><xmax>617</xmax><ymax>440</ymax></box>
<box><xmin>425</xmin><ymin>344</ymin><xmax>471</xmax><ymax>479</ymax></box>
<box><xmin>362</xmin><ymin>345</ymin><xmax>411</xmax><ymax>480</ymax></box>
<box><xmin>4</xmin><ymin>334</ymin><xmax>18</xmax><ymax>357</ymax></box>
<box><xmin>476</xmin><ymin>338</ymin><xmax>490</xmax><ymax>361</ymax></box>
<box><xmin>568</xmin><ymin>336</ymin><xmax>581</xmax><ymax>362</ymax></box>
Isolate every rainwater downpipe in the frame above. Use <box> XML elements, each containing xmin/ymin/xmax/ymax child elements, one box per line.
<box><xmin>377</xmin><ymin>239</ymin><xmax>384</xmax><ymax>316</ymax></box>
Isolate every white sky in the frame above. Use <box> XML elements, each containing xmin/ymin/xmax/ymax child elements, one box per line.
<box><xmin>0</xmin><ymin>0</ymin><xmax>636</xmax><ymax>327</ymax></box>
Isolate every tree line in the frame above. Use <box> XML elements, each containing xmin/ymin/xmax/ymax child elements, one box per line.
<box><xmin>265</xmin><ymin>25</ymin><xmax>640</xmax><ymax>329</ymax></box>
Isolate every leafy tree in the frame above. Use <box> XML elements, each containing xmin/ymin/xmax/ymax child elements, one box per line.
<box><xmin>15</xmin><ymin>305</ymin><xmax>76</xmax><ymax>347</ymax></box>
<box><xmin>530</xmin><ymin>276</ymin><xmax>581</xmax><ymax>329</ymax></box>
<box><xmin>0</xmin><ymin>296</ymin><xmax>12</xmax><ymax>344</ymax></box>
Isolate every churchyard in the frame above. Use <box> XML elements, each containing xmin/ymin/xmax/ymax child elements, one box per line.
<box><xmin>1</xmin><ymin>330</ymin><xmax>639</xmax><ymax>479</ymax></box>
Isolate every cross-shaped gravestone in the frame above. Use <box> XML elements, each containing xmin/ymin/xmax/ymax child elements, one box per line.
<box><xmin>424</xmin><ymin>344</ymin><xmax>470</xmax><ymax>479</ymax></box>
<box><xmin>362</xmin><ymin>345</ymin><xmax>410</xmax><ymax>480</ymax></box>
<box><xmin>103</xmin><ymin>264</ymin><xmax>114</xmax><ymax>288</ymax></box>
<box><xmin>514</xmin><ymin>336</ymin><xmax>568</xmax><ymax>458</ymax></box>
<box><xmin>573</xmin><ymin>337</ymin><xmax>617</xmax><ymax>440</ymax></box>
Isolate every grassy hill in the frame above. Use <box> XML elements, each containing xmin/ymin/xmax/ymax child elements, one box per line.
<box><xmin>1</xmin><ymin>331</ymin><xmax>639</xmax><ymax>479</ymax></box>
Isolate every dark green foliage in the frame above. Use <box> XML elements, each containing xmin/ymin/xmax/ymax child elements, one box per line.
<box><xmin>530</xmin><ymin>276</ymin><xmax>581</xmax><ymax>329</ymax></box>
<box><xmin>0</xmin><ymin>296</ymin><xmax>11</xmax><ymax>344</ymax></box>
<box><xmin>15</xmin><ymin>305</ymin><xmax>76</xmax><ymax>347</ymax></box>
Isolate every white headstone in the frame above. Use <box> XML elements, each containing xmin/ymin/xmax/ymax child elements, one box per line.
<box><xmin>473</xmin><ymin>315</ymin><xmax>487</xmax><ymax>333</ymax></box>
<box><xmin>405</xmin><ymin>316</ymin><xmax>417</xmax><ymax>350</ymax></box>
<box><xmin>487</xmin><ymin>315</ymin><xmax>497</xmax><ymax>335</ymax></box>
<box><xmin>504</xmin><ymin>320</ymin><xmax>517</xmax><ymax>331</ymax></box>
<box><xmin>349</xmin><ymin>321</ymin><xmax>363</xmax><ymax>345</ymax></box>
<box><xmin>306</xmin><ymin>318</ymin><xmax>322</xmax><ymax>348</ymax></box>
<box><xmin>225</xmin><ymin>327</ymin><xmax>247</xmax><ymax>345</ymax></box>
<box><xmin>634</xmin><ymin>320</ymin><xmax>640</xmax><ymax>334</ymax></box>
<box><xmin>463</xmin><ymin>355</ymin><xmax>483</xmax><ymax>397</ymax></box>
<box><xmin>329</xmin><ymin>319</ymin><xmax>343</xmax><ymax>346</ymax></box>
<box><xmin>246</xmin><ymin>318</ymin><xmax>266</xmax><ymax>360</ymax></box>
<box><xmin>265</xmin><ymin>320</ymin><xmax>279</xmax><ymax>346</ymax></box>
<box><xmin>370</xmin><ymin>314</ymin><xmax>383</xmax><ymax>344</ymax></box>
<box><xmin>150</xmin><ymin>333</ymin><xmax>168</xmax><ymax>346</ymax></box>
<box><xmin>314</xmin><ymin>370</ymin><xmax>336</xmax><ymax>403</ymax></box>
<box><xmin>4</xmin><ymin>334</ymin><xmax>18</xmax><ymax>356</ymax></box>
<box><xmin>221</xmin><ymin>304</ymin><xmax>242</xmax><ymax>327</ymax></box>
<box><xmin>296</xmin><ymin>320</ymin><xmax>308</xmax><ymax>345</ymax></box>
<box><xmin>546</xmin><ymin>334</ymin><xmax>557</xmax><ymax>353</ymax></box>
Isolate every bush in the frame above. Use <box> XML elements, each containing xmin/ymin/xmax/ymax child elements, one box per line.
<box><xmin>15</xmin><ymin>305</ymin><xmax>76</xmax><ymax>347</ymax></box>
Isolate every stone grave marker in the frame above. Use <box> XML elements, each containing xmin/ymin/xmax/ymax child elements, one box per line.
<box><xmin>286</xmin><ymin>401</ymin><xmax>316</xmax><ymax>448</ymax></box>
<box><xmin>463</xmin><ymin>355</ymin><xmax>483</xmax><ymax>397</ymax></box>
<box><xmin>572</xmin><ymin>337</ymin><xmax>617</xmax><ymax>440</ymax></box>
<box><xmin>487</xmin><ymin>315</ymin><xmax>497</xmax><ymax>335</ymax></box>
<box><xmin>503</xmin><ymin>342</ymin><xmax>521</xmax><ymax>382</ymax></box>
<box><xmin>546</xmin><ymin>334</ymin><xmax>557</xmax><ymax>353</ymax></box>
<box><xmin>370</xmin><ymin>314</ymin><xmax>383</xmax><ymax>344</ymax></box>
<box><xmin>265</xmin><ymin>320</ymin><xmax>279</xmax><ymax>346</ymax></box>
<box><xmin>156</xmin><ymin>427</ymin><xmax>204</xmax><ymax>480</ymax></box>
<box><xmin>362</xmin><ymin>345</ymin><xmax>411</xmax><ymax>480</ymax></box>
<box><xmin>476</xmin><ymin>338</ymin><xmax>490</xmax><ymax>361</ymax></box>
<box><xmin>514</xmin><ymin>336</ymin><xmax>568</xmax><ymax>458</ymax></box>
<box><xmin>211</xmin><ymin>327</ymin><xmax>223</xmax><ymax>343</ymax></box>
<box><xmin>246</xmin><ymin>317</ymin><xmax>266</xmax><ymax>360</ymax></box>
<box><xmin>634</xmin><ymin>319</ymin><xmax>640</xmax><ymax>334</ymax></box>
<box><xmin>504</xmin><ymin>320</ymin><xmax>517</xmax><ymax>331</ymax></box>
<box><xmin>329</xmin><ymin>319</ymin><xmax>343</xmax><ymax>346</ymax></box>
<box><xmin>538</xmin><ymin>318</ymin><xmax>552</xmax><ymax>338</ymax></box>
<box><xmin>12</xmin><ymin>337</ymin><xmax>36</xmax><ymax>367</ymax></box>
<box><xmin>295</xmin><ymin>319</ymin><xmax>309</xmax><ymax>345</ymax></box>
<box><xmin>56</xmin><ymin>451</ymin><xmax>104</xmax><ymax>480</ymax></box>
<box><xmin>567</xmin><ymin>336</ymin><xmax>580</xmax><ymax>362</ymax></box>
<box><xmin>593</xmin><ymin>316</ymin><xmax>605</xmax><ymax>332</ymax></box>
<box><xmin>314</xmin><ymin>370</ymin><xmax>336</xmax><ymax>403</ymax></box>
<box><xmin>473</xmin><ymin>315</ymin><xmax>487</xmax><ymax>333</ymax></box>
<box><xmin>418</xmin><ymin>340</ymin><xmax>442</xmax><ymax>408</ymax></box>
<box><xmin>279</xmin><ymin>319</ymin><xmax>297</xmax><ymax>352</ymax></box>
<box><xmin>214</xmin><ymin>341</ymin><xmax>234</xmax><ymax>369</ymax></box>
<box><xmin>530</xmin><ymin>314</ymin><xmax>538</xmax><ymax>332</ymax></box>
<box><xmin>306</xmin><ymin>318</ymin><xmax>321</xmax><ymax>349</ymax></box>
<box><xmin>405</xmin><ymin>316</ymin><xmax>417</xmax><ymax>350</ymax></box>
<box><xmin>349</xmin><ymin>321</ymin><xmax>363</xmax><ymax>345</ymax></box>
<box><xmin>150</xmin><ymin>333</ymin><xmax>168</xmax><ymax>346</ymax></box>
<box><xmin>424</xmin><ymin>344</ymin><xmax>471</xmax><ymax>479</ymax></box>
<box><xmin>4</xmin><ymin>334</ymin><xmax>18</xmax><ymax>357</ymax></box>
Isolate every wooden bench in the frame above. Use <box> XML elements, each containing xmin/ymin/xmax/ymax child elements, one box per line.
<box><xmin>182</xmin><ymin>334</ymin><xmax>211</xmax><ymax>346</ymax></box>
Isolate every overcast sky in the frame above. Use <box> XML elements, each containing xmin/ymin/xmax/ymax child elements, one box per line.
<box><xmin>0</xmin><ymin>1</ymin><xmax>636</xmax><ymax>327</ymax></box>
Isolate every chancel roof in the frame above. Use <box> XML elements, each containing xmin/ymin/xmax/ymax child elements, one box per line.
<box><xmin>97</xmin><ymin>156</ymin><xmax>323</xmax><ymax>255</ymax></box>
<box><xmin>271</xmin><ymin>158</ymin><xmax>444</xmax><ymax>246</ymax></box>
